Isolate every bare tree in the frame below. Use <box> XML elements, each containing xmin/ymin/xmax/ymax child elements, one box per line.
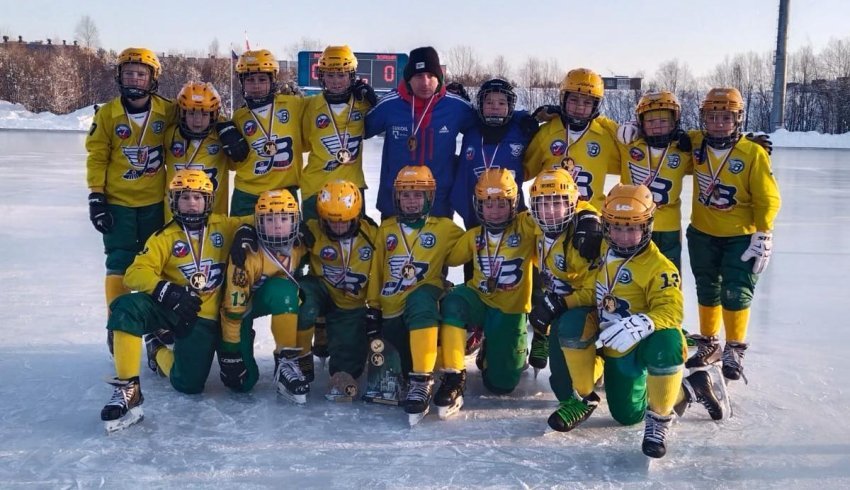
<box><xmin>487</xmin><ymin>55</ymin><xmax>512</xmax><ymax>81</ymax></box>
<box><xmin>209</xmin><ymin>38</ymin><xmax>220</xmax><ymax>58</ymax></box>
<box><xmin>74</xmin><ymin>15</ymin><xmax>100</xmax><ymax>50</ymax></box>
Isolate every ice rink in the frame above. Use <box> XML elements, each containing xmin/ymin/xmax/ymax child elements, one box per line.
<box><xmin>0</xmin><ymin>129</ymin><xmax>848</xmax><ymax>488</ymax></box>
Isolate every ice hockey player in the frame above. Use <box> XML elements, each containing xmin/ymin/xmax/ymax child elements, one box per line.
<box><xmin>685</xmin><ymin>88</ymin><xmax>781</xmax><ymax>384</ymax></box>
<box><xmin>366</xmin><ymin>166</ymin><xmax>464</xmax><ymax>425</ymax></box>
<box><xmin>229</xmin><ymin>49</ymin><xmax>306</xmax><ymax>216</ymax></box>
<box><xmin>86</xmin><ymin>47</ymin><xmax>176</xmax><ymax>353</ymax></box>
<box><xmin>219</xmin><ymin>189</ymin><xmax>310</xmax><ymax>402</ymax></box>
<box><xmin>297</xmin><ymin>180</ymin><xmax>377</xmax><ymax>401</ymax></box>
<box><xmin>365</xmin><ymin>46</ymin><xmax>477</xmax><ymax>219</ymax></box>
<box><xmin>100</xmin><ymin>170</ymin><xmax>248</xmax><ymax>432</ymax></box>
<box><xmin>439</xmin><ymin>168</ymin><xmax>537</xmax><ymax>418</ymax></box>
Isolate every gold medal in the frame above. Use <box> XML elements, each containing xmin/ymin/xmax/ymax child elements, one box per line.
<box><xmin>486</xmin><ymin>277</ymin><xmax>498</xmax><ymax>293</ymax></box>
<box><xmin>407</xmin><ymin>136</ymin><xmax>417</xmax><ymax>151</ymax></box>
<box><xmin>560</xmin><ymin>157</ymin><xmax>574</xmax><ymax>172</ymax></box>
<box><xmin>335</xmin><ymin>148</ymin><xmax>352</xmax><ymax>164</ymax></box>
<box><xmin>370</xmin><ymin>338</ymin><xmax>385</xmax><ymax>353</ymax></box>
<box><xmin>264</xmin><ymin>140</ymin><xmax>277</xmax><ymax>156</ymax></box>
<box><xmin>137</xmin><ymin>148</ymin><xmax>147</xmax><ymax>163</ymax></box>
<box><xmin>190</xmin><ymin>271</ymin><xmax>208</xmax><ymax>290</ymax></box>
<box><xmin>370</xmin><ymin>352</ymin><xmax>385</xmax><ymax>367</ymax></box>
<box><xmin>401</xmin><ymin>263</ymin><xmax>416</xmax><ymax>281</ymax></box>
<box><xmin>602</xmin><ymin>293</ymin><xmax>617</xmax><ymax>313</ymax></box>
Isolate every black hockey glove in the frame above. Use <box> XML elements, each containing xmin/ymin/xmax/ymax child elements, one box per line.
<box><xmin>674</xmin><ymin>129</ymin><xmax>692</xmax><ymax>152</ymax></box>
<box><xmin>353</xmin><ymin>79</ymin><xmax>378</xmax><ymax>106</ymax></box>
<box><xmin>216</xmin><ymin>121</ymin><xmax>250</xmax><ymax>162</ymax></box>
<box><xmin>365</xmin><ymin>307</ymin><xmax>382</xmax><ymax>340</ymax></box>
<box><xmin>573</xmin><ymin>210</ymin><xmax>603</xmax><ymax>261</ymax></box>
<box><xmin>152</xmin><ymin>280</ymin><xmax>201</xmax><ymax>336</ymax></box>
<box><xmin>88</xmin><ymin>192</ymin><xmax>113</xmax><ymax>234</ymax></box>
<box><xmin>230</xmin><ymin>224</ymin><xmax>258</xmax><ymax>268</ymax></box>
<box><xmin>295</xmin><ymin>221</ymin><xmax>315</xmax><ymax>249</ymax></box>
<box><xmin>531</xmin><ymin>104</ymin><xmax>561</xmax><ymax>123</ymax></box>
<box><xmin>445</xmin><ymin>82</ymin><xmax>470</xmax><ymax>102</ymax></box>
<box><xmin>518</xmin><ymin>114</ymin><xmax>541</xmax><ymax>139</ymax></box>
<box><xmin>745</xmin><ymin>132</ymin><xmax>773</xmax><ymax>155</ymax></box>
<box><xmin>218</xmin><ymin>348</ymin><xmax>248</xmax><ymax>390</ymax></box>
<box><xmin>529</xmin><ymin>292</ymin><xmax>567</xmax><ymax>332</ymax></box>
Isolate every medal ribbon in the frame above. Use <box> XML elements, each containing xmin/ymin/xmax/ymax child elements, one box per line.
<box><xmin>478</xmin><ymin>228</ymin><xmax>506</xmax><ymax>288</ymax></box>
<box><xmin>398</xmin><ymin>222</ymin><xmax>424</xmax><ymax>276</ymax></box>
<box><xmin>249</xmin><ymin>99</ymin><xmax>276</xmax><ymax>150</ymax></box>
<box><xmin>537</xmin><ymin>235</ymin><xmax>558</xmax><ymax>292</ymax></box>
<box><xmin>561</xmin><ymin>125</ymin><xmax>590</xmax><ymax>165</ymax></box>
<box><xmin>123</xmin><ymin>105</ymin><xmax>151</xmax><ymax>157</ymax></box>
<box><xmin>641</xmin><ymin>144</ymin><xmax>669</xmax><ymax>188</ymax></box>
<box><xmin>330</xmin><ymin>238</ymin><xmax>353</xmax><ymax>289</ymax></box>
<box><xmin>326</xmin><ymin>98</ymin><xmax>355</xmax><ymax>160</ymax></box>
<box><xmin>408</xmin><ymin>94</ymin><xmax>436</xmax><ymax>152</ymax></box>
<box><xmin>262</xmin><ymin>245</ymin><xmax>300</xmax><ymax>287</ymax></box>
<box><xmin>701</xmin><ymin>147</ymin><xmax>734</xmax><ymax>205</ymax></box>
<box><xmin>480</xmin><ymin>137</ymin><xmax>501</xmax><ymax>170</ymax></box>
<box><xmin>182</xmin><ymin>224</ymin><xmax>208</xmax><ymax>291</ymax></box>
<box><xmin>599</xmin><ymin>249</ymin><xmax>637</xmax><ymax>317</ymax></box>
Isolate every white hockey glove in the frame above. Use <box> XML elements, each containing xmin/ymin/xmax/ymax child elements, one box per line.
<box><xmin>616</xmin><ymin>121</ymin><xmax>641</xmax><ymax>145</ymax></box>
<box><xmin>740</xmin><ymin>231</ymin><xmax>773</xmax><ymax>274</ymax></box>
<box><xmin>598</xmin><ymin>313</ymin><xmax>655</xmax><ymax>353</ymax></box>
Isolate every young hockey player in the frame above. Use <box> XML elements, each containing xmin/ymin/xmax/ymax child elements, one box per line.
<box><xmin>297</xmin><ymin>180</ymin><xmax>377</xmax><ymax>401</ymax></box>
<box><xmin>229</xmin><ymin>49</ymin><xmax>307</xmax><ymax>216</ymax></box>
<box><xmin>86</xmin><ymin>47</ymin><xmax>176</xmax><ymax>351</ymax></box>
<box><xmin>100</xmin><ymin>170</ymin><xmax>247</xmax><ymax>432</ymax></box>
<box><xmin>439</xmin><ymin>168</ymin><xmax>537</xmax><ymax>418</ymax></box>
<box><xmin>164</xmin><ymin>81</ymin><xmax>232</xmax><ymax>219</ymax></box>
<box><xmin>300</xmin><ymin>45</ymin><xmax>377</xmax><ymax>221</ymax></box>
<box><xmin>685</xmin><ymin>88</ymin><xmax>781</xmax><ymax>384</ymax></box>
<box><xmin>365</xmin><ymin>46</ymin><xmax>477</xmax><ymax>219</ymax></box>
<box><xmin>366</xmin><ymin>165</ymin><xmax>464</xmax><ymax>424</ymax></box>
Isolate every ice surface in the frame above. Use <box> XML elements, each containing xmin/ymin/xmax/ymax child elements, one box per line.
<box><xmin>0</xmin><ymin>130</ymin><xmax>849</xmax><ymax>488</ymax></box>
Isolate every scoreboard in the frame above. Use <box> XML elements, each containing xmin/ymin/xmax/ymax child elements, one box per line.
<box><xmin>297</xmin><ymin>51</ymin><xmax>409</xmax><ymax>93</ymax></box>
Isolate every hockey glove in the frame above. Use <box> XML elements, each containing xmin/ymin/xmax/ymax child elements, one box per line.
<box><xmin>365</xmin><ymin>307</ymin><xmax>382</xmax><ymax>340</ymax></box>
<box><xmin>152</xmin><ymin>280</ymin><xmax>201</xmax><ymax>336</ymax></box>
<box><xmin>599</xmin><ymin>313</ymin><xmax>654</xmax><ymax>353</ymax></box>
<box><xmin>616</xmin><ymin>121</ymin><xmax>641</xmax><ymax>145</ymax></box>
<box><xmin>88</xmin><ymin>192</ymin><xmax>113</xmax><ymax>234</ymax></box>
<box><xmin>674</xmin><ymin>129</ymin><xmax>692</xmax><ymax>152</ymax></box>
<box><xmin>279</xmin><ymin>80</ymin><xmax>303</xmax><ymax>96</ymax></box>
<box><xmin>218</xmin><ymin>347</ymin><xmax>248</xmax><ymax>390</ymax></box>
<box><xmin>295</xmin><ymin>221</ymin><xmax>315</xmax><ymax>249</ymax></box>
<box><xmin>518</xmin><ymin>114</ymin><xmax>541</xmax><ymax>139</ymax></box>
<box><xmin>740</xmin><ymin>231</ymin><xmax>773</xmax><ymax>274</ymax></box>
<box><xmin>529</xmin><ymin>292</ymin><xmax>567</xmax><ymax>332</ymax></box>
<box><xmin>445</xmin><ymin>82</ymin><xmax>470</xmax><ymax>102</ymax></box>
<box><xmin>230</xmin><ymin>224</ymin><xmax>258</xmax><ymax>268</ymax></box>
<box><xmin>353</xmin><ymin>79</ymin><xmax>378</xmax><ymax>106</ymax></box>
<box><xmin>573</xmin><ymin>211</ymin><xmax>603</xmax><ymax>261</ymax></box>
<box><xmin>531</xmin><ymin>105</ymin><xmax>561</xmax><ymax>123</ymax></box>
<box><xmin>745</xmin><ymin>132</ymin><xmax>773</xmax><ymax>155</ymax></box>
<box><xmin>216</xmin><ymin>121</ymin><xmax>250</xmax><ymax>162</ymax></box>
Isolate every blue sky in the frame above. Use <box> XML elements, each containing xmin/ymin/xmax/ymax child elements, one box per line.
<box><xmin>1</xmin><ymin>0</ymin><xmax>846</xmax><ymax>78</ymax></box>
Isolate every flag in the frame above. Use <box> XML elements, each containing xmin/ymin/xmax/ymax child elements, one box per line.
<box><xmin>244</xmin><ymin>32</ymin><xmax>251</xmax><ymax>51</ymax></box>
<box><xmin>231</xmin><ymin>49</ymin><xmax>239</xmax><ymax>61</ymax></box>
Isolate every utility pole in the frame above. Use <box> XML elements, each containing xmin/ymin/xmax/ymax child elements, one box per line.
<box><xmin>771</xmin><ymin>0</ymin><xmax>791</xmax><ymax>131</ymax></box>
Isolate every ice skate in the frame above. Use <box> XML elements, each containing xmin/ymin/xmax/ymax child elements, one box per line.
<box><xmin>528</xmin><ymin>331</ymin><xmax>549</xmax><ymax>379</ymax></box>
<box><xmin>546</xmin><ymin>391</ymin><xmax>600</xmax><ymax>432</ymax></box>
<box><xmin>675</xmin><ymin>370</ymin><xmax>724</xmax><ymax>420</ymax></box>
<box><xmin>405</xmin><ymin>373</ymin><xmax>434</xmax><ymax>426</ymax></box>
<box><xmin>274</xmin><ymin>348</ymin><xmax>310</xmax><ymax>404</ymax></box>
<box><xmin>143</xmin><ymin>329</ymin><xmax>173</xmax><ymax>376</ymax></box>
<box><xmin>312</xmin><ymin>319</ymin><xmax>329</xmax><ymax>369</ymax></box>
<box><xmin>297</xmin><ymin>351</ymin><xmax>315</xmax><ymax>383</ymax></box>
<box><xmin>722</xmin><ymin>341</ymin><xmax>748</xmax><ymax>383</ymax></box>
<box><xmin>685</xmin><ymin>335</ymin><xmax>721</xmax><ymax>370</ymax></box>
<box><xmin>101</xmin><ymin>376</ymin><xmax>144</xmax><ymax>433</ymax></box>
<box><xmin>434</xmin><ymin>370</ymin><xmax>466</xmax><ymax>420</ymax></box>
<box><xmin>642</xmin><ymin>410</ymin><xmax>673</xmax><ymax>459</ymax></box>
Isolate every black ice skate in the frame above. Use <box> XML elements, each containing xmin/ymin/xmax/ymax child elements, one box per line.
<box><xmin>274</xmin><ymin>348</ymin><xmax>310</xmax><ymax>404</ymax></box>
<box><xmin>675</xmin><ymin>370</ymin><xmax>724</xmax><ymax>420</ymax></box>
<box><xmin>529</xmin><ymin>331</ymin><xmax>549</xmax><ymax>378</ymax></box>
<box><xmin>722</xmin><ymin>341</ymin><xmax>748</xmax><ymax>383</ymax></box>
<box><xmin>547</xmin><ymin>391</ymin><xmax>600</xmax><ymax>432</ymax></box>
<box><xmin>434</xmin><ymin>370</ymin><xmax>466</xmax><ymax>420</ymax></box>
<box><xmin>101</xmin><ymin>376</ymin><xmax>144</xmax><ymax>433</ymax></box>
<box><xmin>685</xmin><ymin>335</ymin><xmax>721</xmax><ymax>370</ymax></box>
<box><xmin>405</xmin><ymin>372</ymin><xmax>434</xmax><ymax>426</ymax></box>
<box><xmin>144</xmin><ymin>329</ymin><xmax>173</xmax><ymax>376</ymax></box>
<box><xmin>297</xmin><ymin>351</ymin><xmax>315</xmax><ymax>383</ymax></box>
<box><xmin>642</xmin><ymin>410</ymin><xmax>674</xmax><ymax>458</ymax></box>
<box><xmin>312</xmin><ymin>319</ymin><xmax>329</xmax><ymax>364</ymax></box>
<box><xmin>475</xmin><ymin>338</ymin><xmax>486</xmax><ymax>371</ymax></box>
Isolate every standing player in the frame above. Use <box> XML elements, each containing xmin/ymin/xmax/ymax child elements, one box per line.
<box><xmin>686</xmin><ymin>88</ymin><xmax>781</xmax><ymax>384</ymax></box>
<box><xmin>218</xmin><ymin>190</ymin><xmax>309</xmax><ymax>402</ymax></box>
<box><xmin>229</xmin><ymin>49</ymin><xmax>307</xmax><ymax>216</ymax></box>
<box><xmin>100</xmin><ymin>170</ymin><xmax>246</xmax><ymax>432</ymax></box>
<box><xmin>86</xmin><ymin>47</ymin><xmax>176</xmax><ymax>352</ymax></box>
<box><xmin>366</xmin><ymin>166</ymin><xmax>464</xmax><ymax>424</ymax></box>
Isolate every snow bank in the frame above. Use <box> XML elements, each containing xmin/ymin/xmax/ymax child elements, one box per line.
<box><xmin>0</xmin><ymin>100</ymin><xmax>95</xmax><ymax>132</ymax></box>
<box><xmin>767</xmin><ymin>128</ymin><xmax>850</xmax><ymax>149</ymax></box>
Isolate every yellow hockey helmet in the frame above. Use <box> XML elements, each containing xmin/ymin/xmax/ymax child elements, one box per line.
<box><xmin>559</xmin><ymin>68</ymin><xmax>604</xmax><ymax>127</ymax></box>
<box><xmin>473</xmin><ymin>168</ymin><xmax>519</xmax><ymax>231</ymax></box>
<box><xmin>317</xmin><ymin>180</ymin><xmax>363</xmax><ymax>240</ymax></box>
<box><xmin>177</xmin><ymin>82</ymin><xmax>222</xmax><ymax>139</ymax></box>
<box><xmin>636</xmin><ymin>90</ymin><xmax>681</xmax><ymax>147</ymax></box>
<box><xmin>529</xmin><ymin>168</ymin><xmax>580</xmax><ymax>234</ymax></box>
<box><xmin>318</xmin><ymin>45</ymin><xmax>358</xmax><ymax>72</ymax></box>
<box><xmin>116</xmin><ymin>47</ymin><xmax>162</xmax><ymax>99</ymax></box>
<box><xmin>255</xmin><ymin>189</ymin><xmax>300</xmax><ymax>250</ymax></box>
<box><xmin>393</xmin><ymin>165</ymin><xmax>436</xmax><ymax>223</ymax></box>
<box><xmin>601</xmin><ymin>184</ymin><xmax>655</xmax><ymax>256</ymax></box>
<box><xmin>236</xmin><ymin>49</ymin><xmax>280</xmax><ymax>75</ymax></box>
<box><xmin>169</xmin><ymin>169</ymin><xmax>214</xmax><ymax>225</ymax></box>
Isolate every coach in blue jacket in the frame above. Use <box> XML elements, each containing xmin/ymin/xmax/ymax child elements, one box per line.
<box><xmin>365</xmin><ymin>46</ymin><xmax>477</xmax><ymax>218</ymax></box>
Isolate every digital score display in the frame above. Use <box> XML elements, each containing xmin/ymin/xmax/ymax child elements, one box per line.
<box><xmin>298</xmin><ymin>51</ymin><xmax>409</xmax><ymax>92</ymax></box>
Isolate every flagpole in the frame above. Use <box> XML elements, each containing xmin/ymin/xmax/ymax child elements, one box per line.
<box><xmin>229</xmin><ymin>44</ymin><xmax>234</xmax><ymax>117</ymax></box>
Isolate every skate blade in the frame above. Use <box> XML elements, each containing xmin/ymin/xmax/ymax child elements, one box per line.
<box><xmin>437</xmin><ymin>396</ymin><xmax>464</xmax><ymax>420</ymax></box>
<box><xmin>533</xmin><ymin>367</ymin><xmax>541</xmax><ymax>379</ymax></box>
<box><xmin>277</xmin><ymin>386</ymin><xmax>308</xmax><ymax>405</ymax></box>
<box><xmin>104</xmin><ymin>407</ymin><xmax>143</xmax><ymax>433</ymax></box>
<box><xmin>325</xmin><ymin>393</ymin><xmax>354</xmax><ymax>403</ymax></box>
<box><xmin>408</xmin><ymin>406</ymin><xmax>430</xmax><ymax>427</ymax></box>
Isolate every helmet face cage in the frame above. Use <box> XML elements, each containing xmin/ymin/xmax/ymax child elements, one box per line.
<box><xmin>561</xmin><ymin>91</ymin><xmax>601</xmax><ymax>128</ymax></box>
<box><xmin>700</xmin><ymin>109</ymin><xmax>743</xmax><ymax>149</ymax></box>
<box><xmin>169</xmin><ymin>188</ymin><xmax>214</xmax><ymax>226</ymax></box>
<box><xmin>476</xmin><ymin>79</ymin><xmax>517</xmax><ymax>127</ymax></box>
<box><xmin>531</xmin><ymin>194</ymin><xmax>576</xmax><ymax>234</ymax></box>
<box><xmin>603</xmin><ymin>218</ymin><xmax>654</xmax><ymax>256</ymax></box>
<box><xmin>394</xmin><ymin>190</ymin><xmax>434</xmax><ymax>224</ymax></box>
<box><xmin>177</xmin><ymin>83</ymin><xmax>221</xmax><ymax>139</ymax></box>
<box><xmin>239</xmin><ymin>72</ymin><xmax>278</xmax><ymax>108</ymax></box>
<box><xmin>178</xmin><ymin>108</ymin><xmax>218</xmax><ymax>140</ymax></box>
<box><xmin>116</xmin><ymin>48</ymin><xmax>161</xmax><ymax>100</ymax></box>
<box><xmin>256</xmin><ymin>209</ymin><xmax>300</xmax><ymax>251</ymax></box>
<box><xmin>474</xmin><ymin>195</ymin><xmax>518</xmax><ymax>232</ymax></box>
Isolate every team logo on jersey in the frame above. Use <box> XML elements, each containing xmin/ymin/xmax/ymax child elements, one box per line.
<box><xmin>554</xmin><ymin>254</ymin><xmax>567</xmax><ymax>271</ymax></box>
<box><xmin>466</xmin><ymin>147</ymin><xmax>475</xmax><ymax>160</ymax></box>
<box><xmin>152</xmin><ymin>121</ymin><xmax>164</xmax><ymax>134</ymax></box>
<box><xmin>319</xmin><ymin>134</ymin><xmax>362</xmax><ymax>171</ymax></box>
<box><xmin>359</xmin><ymin>246</ymin><xmax>373</xmax><ymax>261</ymax></box>
<box><xmin>510</xmin><ymin>144</ymin><xmax>524</xmax><ymax>157</ymax></box>
<box><xmin>232</xmin><ymin>266</ymin><xmax>249</xmax><ymax>288</ymax></box>
<box><xmin>207</xmin><ymin>144</ymin><xmax>220</xmax><ymax>155</ymax></box>
<box><xmin>316</xmin><ymin>114</ymin><xmax>331</xmax><ymax>129</ymax></box>
<box><xmin>693</xmin><ymin>148</ymin><xmax>706</xmax><ymax>164</ymax></box>
<box><xmin>475</xmin><ymin>233</ymin><xmax>486</xmax><ymax>251</ymax></box>
<box><xmin>386</xmin><ymin>234</ymin><xmax>398</xmax><ymax>252</ymax></box>
<box><xmin>729</xmin><ymin>159</ymin><xmax>745</xmax><ymax>174</ymax></box>
<box><xmin>549</xmin><ymin>140</ymin><xmax>567</xmax><ymax>156</ymax></box>
<box><xmin>115</xmin><ymin>124</ymin><xmax>131</xmax><ymax>139</ymax></box>
<box><xmin>173</xmin><ymin>240</ymin><xmax>190</xmax><ymax>258</ymax></box>
<box><xmin>351</xmin><ymin>111</ymin><xmax>363</xmax><ymax>121</ymax></box>
<box><xmin>178</xmin><ymin>259</ymin><xmax>224</xmax><ymax>292</ymax></box>
<box><xmin>320</xmin><ymin>246</ymin><xmax>338</xmax><ymax>261</ymax></box>
<box><xmin>667</xmin><ymin>154</ymin><xmax>681</xmax><ymax>169</ymax></box>
<box><xmin>243</xmin><ymin>120</ymin><xmax>257</xmax><ymax>137</ymax></box>
<box><xmin>617</xmin><ymin>268</ymin><xmax>633</xmax><ymax>284</ymax></box>
<box><xmin>391</xmin><ymin>125</ymin><xmax>410</xmax><ymax>139</ymax></box>
<box><xmin>121</xmin><ymin>145</ymin><xmax>163</xmax><ymax>180</ymax></box>
<box><xmin>506</xmin><ymin>233</ymin><xmax>520</xmax><ymax>247</ymax></box>
<box><xmin>629</xmin><ymin>147</ymin><xmax>645</xmax><ymax>162</ymax></box>
<box><xmin>211</xmin><ymin>232</ymin><xmax>224</xmax><ymax>248</ymax></box>
<box><xmin>382</xmin><ymin>257</ymin><xmax>429</xmax><ymax>295</ymax></box>
<box><xmin>171</xmin><ymin>141</ymin><xmax>185</xmax><ymax>157</ymax></box>
<box><xmin>251</xmin><ymin>136</ymin><xmax>294</xmax><ymax>174</ymax></box>
<box><xmin>439</xmin><ymin>125</ymin><xmax>450</xmax><ymax>134</ymax></box>
<box><xmin>419</xmin><ymin>233</ymin><xmax>436</xmax><ymax>249</ymax></box>
<box><xmin>276</xmin><ymin>109</ymin><xmax>289</xmax><ymax>123</ymax></box>
<box><xmin>586</xmin><ymin>142</ymin><xmax>601</xmax><ymax>157</ymax></box>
